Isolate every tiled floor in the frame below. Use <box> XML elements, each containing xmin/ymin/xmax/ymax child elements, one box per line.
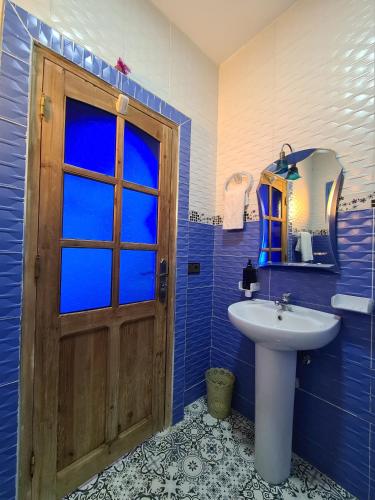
<box><xmin>65</xmin><ymin>398</ymin><xmax>355</xmax><ymax>499</ymax></box>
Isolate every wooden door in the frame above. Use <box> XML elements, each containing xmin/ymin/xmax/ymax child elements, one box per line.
<box><xmin>31</xmin><ymin>55</ymin><xmax>174</xmax><ymax>499</ymax></box>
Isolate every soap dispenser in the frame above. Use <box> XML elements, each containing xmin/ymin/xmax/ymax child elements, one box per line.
<box><xmin>239</xmin><ymin>259</ymin><xmax>260</xmax><ymax>298</ymax></box>
<box><xmin>242</xmin><ymin>259</ymin><xmax>257</xmax><ymax>289</ymax></box>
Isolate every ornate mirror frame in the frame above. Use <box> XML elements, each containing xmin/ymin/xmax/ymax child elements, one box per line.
<box><xmin>257</xmin><ymin>148</ymin><xmax>344</xmax><ymax>273</ymax></box>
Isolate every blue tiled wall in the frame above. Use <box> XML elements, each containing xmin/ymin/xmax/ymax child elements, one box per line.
<box><xmin>212</xmin><ymin>208</ymin><xmax>374</xmax><ymax>499</ymax></box>
<box><xmin>0</xmin><ymin>1</ymin><xmax>193</xmax><ymax>497</ymax></box>
<box><xmin>185</xmin><ymin>222</ymin><xmax>214</xmax><ymax>405</ymax></box>
<box><xmin>173</xmin><ymin>221</ymin><xmax>215</xmax><ymax>423</ymax></box>
<box><xmin>0</xmin><ymin>2</ymin><xmax>30</xmax><ymax>498</ymax></box>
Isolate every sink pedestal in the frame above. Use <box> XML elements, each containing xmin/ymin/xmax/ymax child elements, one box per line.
<box><xmin>255</xmin><ymin>345</ymin><xmax>297</xmax><ymax>484</ymax></box>
<box><xmin>228</xmin><ymin>299</ymin><xmax>341</xmax><ymax>484</ymax></box>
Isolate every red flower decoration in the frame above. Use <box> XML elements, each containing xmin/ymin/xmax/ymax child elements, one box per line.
<box><xmin>115</xmin><ymin>57</ymin><xmax>131</xmax><ymax>75</ymax></box>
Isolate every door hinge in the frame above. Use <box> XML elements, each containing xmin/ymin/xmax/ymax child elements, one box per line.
<box><xmin>30</xmin><ymin>452</ymin><xmax>35</xmax><ymax>478</ymax></box>
<box><xmin>40</xmin><ymin>93</ymin><xmax>47</xmax><ymax>119</ymax></box>
<box><xmin>34</xmin><ymin>255</ymin><xmax>41</xmax><ymax>280</ymax></box>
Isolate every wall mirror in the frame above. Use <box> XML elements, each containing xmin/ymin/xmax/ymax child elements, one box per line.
<box><xmin>257</xmin><ymin>148</ymin><xmax>343</xmax><ymax>272</ymax></box>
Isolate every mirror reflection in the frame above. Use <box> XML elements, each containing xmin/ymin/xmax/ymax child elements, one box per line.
<box><xmin>257</xmin><ymin>148</ymin><xmax>343</xmax><ymax>272</ymax></box>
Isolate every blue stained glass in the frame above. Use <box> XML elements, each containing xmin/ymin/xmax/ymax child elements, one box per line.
<box><xmin>121</xmin><ymin>189</ymin><xmax>158</xmax><ymax>244</ymax></box>
<box><xmin>271</xmin><ymin>251</ymin><xmax>282</xmax><ymax>263</ymax></box>
<box><xmin>65</xmin><ymin>97</ymin><xmax>116</xmax><ymax>176</ymax></box>
<box><xmin>120</xmin><ymin>250</ymin><xmax>156</xmax><ymax>304</ymax></box>
<box><xmin>271</xmin><ymin>188</ymin><xmax>282</xmax><ymax>218</ymax></box>
<box><xmin>62</xmin><ymin>174</ymin><xmax>114</xmax><ymax>241</ymax></box>
<box><xmin>261</xmin><ymin>219</ymin><xmax>269</xmax><ymax>248</ymax></box>
<box><xmin>271</xmin><ymin>221</ymin><xmax>282</xmax><ymax>248</ymax></box>
<box><xmin>259</xmin><ymin>251</ymin><xmax>268</xmax><ymax>266</ymax></box>
<box><xmin>123</xmin><ymin>122</ymin><xmax>159</xmax><ymax>188</ymax></box>
<box><xmin>259</xmin><ymin>184</ymin><xmax>269</xmax><ymax>215</ymax></box>
<box><xmin>60</xmin><ymin>248</ymin><xmax>112</xmax><ymax>313</ymax></box>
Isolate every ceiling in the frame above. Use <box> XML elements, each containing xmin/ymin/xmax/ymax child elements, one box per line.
<box><xmin>150</xmin><ymin>0</ymin><xmax>296</xmax><ymax>64</ymax></box>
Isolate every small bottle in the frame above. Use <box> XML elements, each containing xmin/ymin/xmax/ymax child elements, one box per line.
<box><xmin>242</xmin><ymin>259</ymin><xmax>257</xmax><ymax>290</ymax></box>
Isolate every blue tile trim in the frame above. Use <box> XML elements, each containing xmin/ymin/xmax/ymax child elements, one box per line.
<box><xmin>2</xmin><ymin>2</ymin><xmax>31</xmax><ymax>63</ymax></box>
<box><xmin>0</xmin><ymin>52</ymin><xmax>30</xmax><ymax>127</ymax></box>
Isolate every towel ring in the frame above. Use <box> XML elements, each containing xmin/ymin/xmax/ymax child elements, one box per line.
<box><xmin>224</xmin><ymin>171</ymin><xmax>254</xmax><ymax>195</ymax></box>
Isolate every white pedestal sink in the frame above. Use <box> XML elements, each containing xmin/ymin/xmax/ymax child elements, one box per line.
<box><xmin>228</xmin><ymin>299</ymin><xmax>341</xmax><ymax>484</ymax></box>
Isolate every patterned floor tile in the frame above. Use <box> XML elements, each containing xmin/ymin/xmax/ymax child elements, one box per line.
<box><xmin>64</xmin><ymin>398</ymin><xmax>355</xmax><ymax>500</ymax></box>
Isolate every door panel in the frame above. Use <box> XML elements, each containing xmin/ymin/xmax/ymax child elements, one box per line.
<box><xmin>118</xmin><ymin>318</ymin><xmax>154</xmax><ymax>432</ymax></box>
<box><xmin>57</xmin><ymin>328</ymin><xmax>108</xmax><ymax>470</ymax></box>
<box><xmin>31</xmin><ymin>55</ymin><xmax>174</xmax><ymax>499</ymax></box>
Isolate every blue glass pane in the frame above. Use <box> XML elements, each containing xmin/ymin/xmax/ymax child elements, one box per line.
<box><xmin>271</xmin><ymin>221</ymin><xmax>282</xmax><ymax>248</ymax></box>
<box><xmin>271</xmin><ymin>251</ymin><xmax>282</xmax><ymax>263</ymax></box>
<box><xmin>259</xmin><ymin>251</ymin><xmax>268</xmax><ymax>266</ymax></box>
<box><xmin>259</xmin><ymin>184</ymin><xmax>269</xmax><ymax>215</ymax></box>
<box><xmin>123</xmin><ymin>122</ymin><xmax>159</xmax><ymax>188</ymax></box>
<box><xmin>121</xmin><ymin>189</ymin><xmax>158</xmax><ymax>244</ymax></box>
<box><xmin>261</xmin><ymin>219</ymin><xmax>269</xmax><ymax>248</ymax></box>
<box><xmin>65</xmin><ymin>97</ymin><xmax>116</xmax><ymax>176</ymax></box>
<box><xmin>271</xmin><ymin>188</ymin><xmax>282</xmax><ymax>218</ymax></box>
<box><xmin>60</xmin><ymin>248</ymin><xmax>112</xmax><ymax>313</ymax></box>
<box><xmin>120</xmin><ymin>250</ymin><xmax>156</xmax><ymax>304</ymax></box>
<box><xmin>62</xmin><ymin>174</ymin><xmax>114</xmax><ymax>241</ymax></box>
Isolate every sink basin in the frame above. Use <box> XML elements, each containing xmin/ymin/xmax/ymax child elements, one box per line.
<box><xmin>227</xmin><ymin>298</ymin><xmax>341</xmax><ymax>485</ymax></box>
<box><xmin>228</xmin><ymin>299</ymin><xmax>341</xmax><ymax>351</ymax></box>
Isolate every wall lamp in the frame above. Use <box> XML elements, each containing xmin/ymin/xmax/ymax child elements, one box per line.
<box><xmin>275</xmin><ymin>143</ymin><xmax>301</xmax><ymax>180</ymax></box>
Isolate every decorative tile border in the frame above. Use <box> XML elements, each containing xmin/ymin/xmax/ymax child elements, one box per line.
<box><xmin>190</xmin><ymin>191</ymin><xmax>375</xmax><ymax>226</ymax></box>
<box><xmin>339</xmin><ymin>191</ymin><xmax>375</xmax><ymax>211</ymax></box>
<box><xmin>189</xmin><ymin>209</ymin><xmax>259</xmax><ymax>225</ymax></box>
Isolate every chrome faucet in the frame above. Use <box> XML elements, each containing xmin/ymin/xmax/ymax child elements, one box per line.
<box><xmin>274</xmin><ymin>293</ymin><xmax>292</xmax><ymax>311</ymax></box>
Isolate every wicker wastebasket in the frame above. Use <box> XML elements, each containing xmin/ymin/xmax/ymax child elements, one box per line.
<box><xmin>205</xmin><ymin>368</ymin><xmax>235</xmax><ymax>419</ymax></box>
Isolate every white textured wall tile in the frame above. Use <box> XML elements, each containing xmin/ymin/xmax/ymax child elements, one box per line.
<box><xmin>15</xmin><ymin>0</ymin><xmax>50</xmax><ymax>23</ymax></box>
<box><xmin>14</xmin><ymin>0</ymin><xmax>374</xmax><ymax>220</ymax></box>
<box><xmin>170</xmin><ymin>26</ymin><xmax>218</xmax><ymax>217</ymax></box>
<box><xmin>217</xmin><ymin>0</ymin><xmax>375</xmax><ymax>217</ymax></box>
<box><xmin>14</xmin><ymin>0</ymin><xmax>218</xmax><ymax>217</ymax></box>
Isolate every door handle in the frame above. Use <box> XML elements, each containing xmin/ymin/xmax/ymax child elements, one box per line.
<box><xmin>159</xmin><ymin>259</ymin><xmax>168</xmax><ymax>303</ymax></box>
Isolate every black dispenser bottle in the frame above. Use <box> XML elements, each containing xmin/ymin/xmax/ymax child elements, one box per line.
<box><xmin>242</xmin><ymin>259</ymin><xmax>257</xmax><ymax>290</ymax></box>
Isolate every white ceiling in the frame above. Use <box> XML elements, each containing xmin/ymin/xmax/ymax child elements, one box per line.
<box><xmin>150</xmin><ymin>0</ymin><xmax>296</xmax><ymax>64</ymax></box>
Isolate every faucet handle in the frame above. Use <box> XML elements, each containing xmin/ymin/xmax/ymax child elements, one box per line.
<box><xmin>282</xmin><ymin>292</ymin><xmax>291</xmax><ymax>302</ymax></box>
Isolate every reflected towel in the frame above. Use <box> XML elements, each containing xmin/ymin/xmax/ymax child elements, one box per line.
<box><xmin>223</xmin><ymin>184</ymin><xmax>247</xmax><ymax>230</ymax></box>
<box><xmin>295</xmin><ymin>231</ymin><xmax>313</xmax><ymax>262</ymax></box>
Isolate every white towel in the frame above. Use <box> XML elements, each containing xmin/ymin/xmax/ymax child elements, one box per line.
<box><xmin>295</xmin><ymin>231</ymin><xmax>313</xmax><ymax>262</ymax></box>
<box><xmin>223</xmin><ymin>183</ymin><xmax>247</xmax><ymax>230</ymax></box>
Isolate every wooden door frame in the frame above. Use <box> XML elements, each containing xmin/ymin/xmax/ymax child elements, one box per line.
<box><xmin>18</xmin><ymin>43</ymin><xmax>179</xmax><ymax>500</ymax></box>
